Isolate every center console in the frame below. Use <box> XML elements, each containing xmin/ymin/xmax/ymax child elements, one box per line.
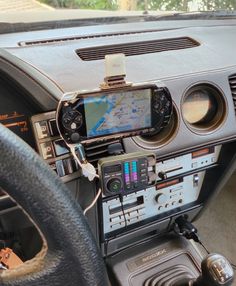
<box><xmin>98</xmin><ymin>145</ymin><xmax>220</xmax><ymax>256</ymax></box>
<box><xmin>106</xmin><ymin>234</ymin><xmax>203</xmax><ymax>286</ymax></box>
<box><xmin>31</xmin><ymin>110</ymin><xmax>221</xmax><ymax>240</ymax></box>
<box><xmin>106</xmin><ymin>233</ymin><xmax>234</xmax><ymax>286</ymax></box>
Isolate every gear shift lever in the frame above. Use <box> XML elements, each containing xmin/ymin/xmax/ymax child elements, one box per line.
<box><xmin>193</xmin><ymin>253</ymin><xmax>234</xmax><ymax>286</ymax></box>
<box><xmin>174</xmin><ymin>217</ymin><xmax>234</xmax><ymax>286</ymax></box>
<box><xmin>175</xmin><ymin>254</ymin><xmax>234</xmax><ymax>286</ymax></box>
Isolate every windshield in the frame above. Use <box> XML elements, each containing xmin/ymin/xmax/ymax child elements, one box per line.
<box><xmin>1</xmin><ymin>0</ymin><xmax>236</xmax><ymax>25</ymax></box>
<box><xmin>2</xmin><ymin>0</ymin><xmax>236</xmax><ymax>12</ymax></box>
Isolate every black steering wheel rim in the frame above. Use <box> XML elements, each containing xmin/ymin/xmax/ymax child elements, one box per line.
<box><xmin>0</xmin><ymin>123</ymin><xmax>109</xmax><ymax>286</ymax></box>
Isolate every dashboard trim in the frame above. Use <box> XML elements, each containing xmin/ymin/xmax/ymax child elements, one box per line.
<box><xmin>0</xmin><ymin>49</ymin><xmax>62</xmax><ymax>110</ymax></box>
<box><xmin>180</xmin><ymin>81</ymin><xmax>228</xmax><ymax>135</ymax></box>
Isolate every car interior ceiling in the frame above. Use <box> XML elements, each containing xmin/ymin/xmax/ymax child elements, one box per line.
<box><xmin>1</xmin><ymin>12</ymin><xmax>236</xmax><ymax>286</ymax></box>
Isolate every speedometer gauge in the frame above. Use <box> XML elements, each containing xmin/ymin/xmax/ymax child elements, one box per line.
<box><xmin>182</xmin><ymin>84</ymin><xmax>226</xmax><ymax>133</ymax></box>
<box><xmin>182</xmin><ymin>89</ymin><xmax>216</xmax><ymax>124</ymax></box>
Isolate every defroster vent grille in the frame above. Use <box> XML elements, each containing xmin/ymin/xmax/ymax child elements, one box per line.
<box><xmin>76</xmin><ymin>37</ymin><xmax>200</xmax><ymax>61</ymax></box>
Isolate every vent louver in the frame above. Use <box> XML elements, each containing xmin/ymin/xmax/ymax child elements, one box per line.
<box><xmin>76</xmin><ymin>37</ymin><xmax>200</xmax><ymax>61</ymax></box>
<box><xmin>84</xmin><ymin>138</ymin><xmax>123</xmax><ymax>166</ymax></box>
<box><xmin>229</xmin><ymin>74</ymin><xmax>236</xmax><ymax>115</ymax></box>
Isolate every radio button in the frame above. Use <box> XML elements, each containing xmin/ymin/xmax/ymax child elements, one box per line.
<box><xmin>40</xmin><ymin>142</ymin><xmax>54</xmax><ymax>160</ymax></box>
<box><xmin>35</xmin><ymin>121</ymin><xmax>50</xmax><ymax>139</ymax></box>
<box><xmin>63</xmin><ymin>158</ymin><xmax>74</xmax><ymax>175</ymax></box>
<box><xmin>48</xmin><ymin>119</ymin><xmax>59</xmax><ymax>137</ymax></box>
<box><xmin>126</xmin><ymin>184</ymin><xmax>131</xmax><ymax>190</ymax></box>
<box><xmin>55</xmin><ymin>160</ymin><xmax>65</xmax><ymax>177</ymax></box>
<box><xmin>110</xmin><ymin>216</ymin><xmax>120</xmax><ymax>224</ymax></box>
<box><xmin>53</xmin><ymin>139</ymin><xmax>70</xmax><ymax>156</ymax></box>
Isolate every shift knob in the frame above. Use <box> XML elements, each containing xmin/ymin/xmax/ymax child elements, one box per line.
<box><xmin>194</xmin><ymin>253</ymin><xmax>234</xmax><ymax>286</ymax></box>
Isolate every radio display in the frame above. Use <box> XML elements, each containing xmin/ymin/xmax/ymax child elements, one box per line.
<box><xmin>84</xmin><ymin>89</ymin><xmax>152</xmax><ymax>138</ymax></box>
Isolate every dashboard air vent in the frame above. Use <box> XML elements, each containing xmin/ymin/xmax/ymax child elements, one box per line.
<box><xmin>84</xmin><ymin>138</ymin><xmax>123</xmax><ymax>166</ymax></box>
<box><xmin>76</xmin><ymin>37</ymin><xmax>200</xmax><ymax>61</ymax></box>
<box><xmin>229</xmin><ymin>74</ymin><xmax>236</xmax><ymax>115</ymax></box>
<box><xmin>19</xmin><ymin>29</ymin><xmax>176</xmax><ymax>46</ymax></box>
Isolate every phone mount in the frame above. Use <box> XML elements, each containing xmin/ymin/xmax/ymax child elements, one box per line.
<box><xmin>100</xmin><ymin>53</ymin><xmax>132</xmax><ymax>90</ymax></box>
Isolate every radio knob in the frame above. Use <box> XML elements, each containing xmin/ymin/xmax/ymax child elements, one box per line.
<box><xmin>155</xmin><ymin>193</ymin><xmax>168</xmax><ymax>204</ymax></box>
<box><xmin>158</xmin><ymin>171</ymin><xmax>167</xmax><ymax>180</ymax></box>
<box><xmin>107</xmin><ymin>178</ymin><xmax>122</xmax><ymax>193</ymax></box>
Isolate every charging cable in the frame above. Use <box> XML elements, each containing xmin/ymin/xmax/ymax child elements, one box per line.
<box><xmin>119</xmin><ymin>194</ymin><xmax>128</xmax><ymax>228</ymax></box>
<box><xmin>174</xmin><ymin>216</ymin><xmax>236</xmax><ymax>270</ymax></box>
<box><xmin>174</xmin><ymin>216</ymin><xmax>209</xmax><ymax>253</ymax></box>
<box><xmin>83</xmin><ymin>187</ymin><xmax>102</xmax><ymax>216</ymax></box>
<box><xmin>69</xmin><ymin>144</ymin><xmax>102</xmax><ymax>215</ymax></box>
<box><xmin>70</xmin><ymin>145</ymin><xmax>98</xmax><ymax>181</ymax></box>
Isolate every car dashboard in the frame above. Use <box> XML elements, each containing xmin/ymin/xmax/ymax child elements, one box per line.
<box><xmin>1</xmin><ymin>18</ymin><xmax>236</xmax><ymax>281</ymax></box>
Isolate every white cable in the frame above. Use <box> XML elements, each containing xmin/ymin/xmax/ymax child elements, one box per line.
<box><xmin>71</xmin><ymin>146</ymin><xmax>102</xmax><ymax>214</ymax></box>
<box><xmin>70</xmin><ymin>146</ymin><xmax>98</xmax><ymax>181</ymax></box>
<box><xmin>83</xmin><ymin>187</ymin><xmax>102</xmax><ymax>215</ymax></box>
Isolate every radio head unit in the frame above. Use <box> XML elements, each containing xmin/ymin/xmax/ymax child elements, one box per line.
<box><xmin>56</xmin><ymin>83</ymin><xmax>172</xmax><ymax>144</ymax></box>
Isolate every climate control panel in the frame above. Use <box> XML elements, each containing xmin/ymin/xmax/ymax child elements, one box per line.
<box><xmin>102</xmin><ymin>171</ymin><xmax>205</xmax><ymax>235</ymax></box>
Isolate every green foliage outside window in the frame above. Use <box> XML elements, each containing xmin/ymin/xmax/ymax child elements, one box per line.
<box><xmin>40</xmin><ymin>0</ymin><xmax>236</xmax><ymax>11</ymax></box>
<box><xmin>40</xmin><ymin>0</ymin><xmax>118</xmax><ymax>9</ymax></box>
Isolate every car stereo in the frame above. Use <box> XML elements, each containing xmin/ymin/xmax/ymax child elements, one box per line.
<box><xmin>56</xmin><ymin>83</ymin><xmax>173</xmax><ymax>144</ymax></box>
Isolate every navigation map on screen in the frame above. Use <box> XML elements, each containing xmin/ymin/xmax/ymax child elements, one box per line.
<box><xmin>84</xmin><ymin>89</ymin><xmax>151</xmax><ymax>138</ymax></box>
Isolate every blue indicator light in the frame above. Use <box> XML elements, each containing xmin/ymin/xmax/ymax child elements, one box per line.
<box><xmin>131</xmin><ymin>161</ymin><xmax>137</xmax><ymax>172</ymax></box>
<box><xmin>124</xmin><ymin>162</ymin><xmax>130</xmax><ymax>174</ymax></box>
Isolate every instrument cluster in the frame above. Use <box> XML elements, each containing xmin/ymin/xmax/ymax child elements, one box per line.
<box><xmin>0</xmin><ymin>75</ymin><xmax>39</xmax><ymax>148</ymax></box>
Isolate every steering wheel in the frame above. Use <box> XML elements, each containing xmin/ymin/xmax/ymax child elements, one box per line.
<box><xmin>0</xmin><ymin>123</ymin><xmax>109</xmax><ymax>286</ymax></box>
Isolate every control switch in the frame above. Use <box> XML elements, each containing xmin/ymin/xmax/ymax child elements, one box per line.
<box><xmin>107</xmin><ymin>178</ymin><xmax>122</xmax><ymax>193</ymax></box>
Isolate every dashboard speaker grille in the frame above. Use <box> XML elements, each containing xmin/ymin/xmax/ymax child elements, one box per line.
<box><xmin>84</xmin><ymin>138</ymin><xmax>123</xmax><ymax>166</ymax></box>
<box><xmin>76</xmin><ymin>37</ymin><xmax>199</xmax><ymax>61</ymax></box>
<box><xmin>229</xmin><ymin>74</ymin><xmax>236</xmax><ymax>115</ymax></box>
